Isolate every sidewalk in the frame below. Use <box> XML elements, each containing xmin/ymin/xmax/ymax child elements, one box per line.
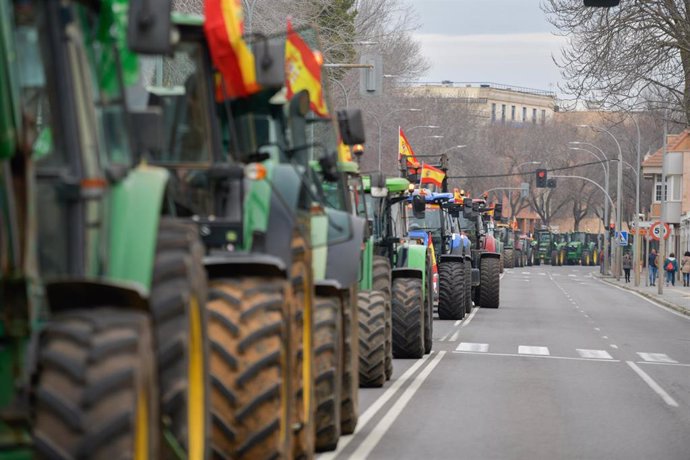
<box><xmin>596</xmin><ymin>270</ymin><xmax>690</xmax><ymax>317</ymax></box>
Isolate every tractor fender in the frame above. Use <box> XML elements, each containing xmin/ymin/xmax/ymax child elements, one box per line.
<box><xmin>480</xmin><ymin>251</ymin><xmax>501</xmax><ymax>260</ymax></box>
<box><xmin>249</xmin><ymin>164</ymin><xmax>302</xmax><ymax>270</ymax></box>
<box><xmin>482</xmin><ymin>234</ymin><xmax>497</xmax><ymax>253</ymax></box>
<box><xmin>440</xmin><ymin>254</ymin><xmax>464</xmax><ymax>264</ymax></box>
<box><xmin>107</xmin><ymin>165</ymin><xmax>169</xmax><ymax>294</ymax></box>
<box><xmin>45</xmin><ymin>279</ymin><xmax>148</xmax><ymax>312</ymax></box>
<box><xmin>203</xmin><ymin>253</ymin><xmax>287</xmax><ymax>279</ymax></box>
<box><xmin>391</xmin><ymin>267</ymin><xmax>423</xmax><ymax>280</ymax></box>
<box><xmin>326</xmin><ymin>211</ymin><xmax>365</xmax><ymax>288</ymax></box>
<box><xmin>315</xmin><ymin>279</ymin><xmax>343</xmax><ymax>297</ymax></box>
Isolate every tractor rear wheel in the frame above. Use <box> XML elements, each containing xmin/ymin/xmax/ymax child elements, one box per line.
<box><xmin>424</xmin><ymin>257</ymin><xmax>434</xmax><ymax>354</ymax></box>
<box><xmin>151</xmin><ymin>219</ymin><xmax>209</xmax><ymax>460</ymax></box>
<box><xmin>207</xmin><ymin>277</ymin><xmax>288</xmax><ymax>459</ymax></box>
<box><xmin>34</xmin><ymin>309</ymin><xmax>159</xmax><ymax>459</ymax></box>
<box><xmin>372</xmin><ymin>256</ymin><xmax>393</xmax><ymax>380</ymax></box>
<box><xmin>340</xmin><ymin>289</ymin><xmax>359</xmax><ymax>435</ymax></box>
<box><xmin>478</xmin><ymin>257</ymin><xmax>500</xmax><ymax>309</ymax></box>
<box><xmin>504</xmin><ymin>249</ymin><xmax>514</xmax><ymax>269</ymax></box>
<box><xmin>392</xmin><ymin>278</ymin><xmax>425</xmax><ymax>359</ymax></box>
<box><xmin>313</xmin><ymin>296</ymin><xmax>342</xmax><ymax>452</ymax></box>
<box><xmin>438</xmin><ymin>262</ymin><xmax>465</xmax><ymax>320</ymax></box>
<box><xmin>358</xmin><ymin>290</ymin><xmax>386</xmax><ymax>387</ymax></box>
<box><xmin>464</xmin><ymin>260</ymin><xmax>473</xmax><ymax>315</ymax></box>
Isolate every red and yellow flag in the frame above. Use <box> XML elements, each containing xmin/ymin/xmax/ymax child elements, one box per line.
<box><xmin>399</xmin><ymin>127</ymin><xmax>420</xmax><ymax>168</ymax></box>
<box><xmin>420</xmin><ymin>163</ymin><xmax>445</xmax><ymax>187</ymax></box>
<box><xmin>285</xmin><ymin>20</ymin><xmax>328</xmax><ymax>117</ymax></box>
<box><xmin>204</xmin><ymin>0</ymin><xmax>259</xmax><ymax>100</ymax></box>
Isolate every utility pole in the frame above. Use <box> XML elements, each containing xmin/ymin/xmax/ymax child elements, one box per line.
<box><xmin>659</xmin><ymin>109</ymin><xmax>668</xmax><ymax>295</ymax></box>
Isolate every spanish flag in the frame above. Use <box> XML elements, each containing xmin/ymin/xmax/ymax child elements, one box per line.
<box><xmin>420</xmin><ymin>163</ymin><xmax>445</xmax><ymax>187</ymax></box>
<box><xmin>285</xmin><ymin>20</ymin><xmax>329</xmax><ymax>117</ymax></box>
<box><xmin>399</xmin><ymin>127</ymin><xmax>420</xmax><ymax>168</ymax></box>
<box><xmin>204</xmin><ymin>0</ymin><xmax>260</xmax><ymax>99</ymax></box>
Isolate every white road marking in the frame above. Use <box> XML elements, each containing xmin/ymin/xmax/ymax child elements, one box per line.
<box><xmin>453</xmin><ymin>350</ymin><xmax>620</xmax><ymax>363</ymax></box>
<box><xmin>449</xmin><ymin>329</ymin><xmax>461</xmax><ymax>342</ymax></box>
<box><xmin>637</xmin><ymin>361</ymin><xmax>690</xmax><ymax>368</ymax></box>
<box><xmin>518</xmin><ymin>346</ymin><xmax>550</xmax><ymax>356</ymax></box>
<box><xmin>318</xmin><ymin>353</ymin><xmax>437</xmax><ymax>460</ymax></box>
<box><xmin>456</xmin><ymin>342</ymin><xmax>488</xmax><ymax>352</ymax></box>
<box><xmin>637</xmin><ymin>352</ymin><xmax>678</xmax><ymax>364</ymax></box>
<box><xmin>539</xmin><ymin>272</ymin><xmax>546</xmax><ymax>275</ymax></box>
<box><xmin>584</xmin><ymin>314</ymin><xmax>590</xmax><ymax>318</ymax></box>
<box><xmin>348</xmin><ymin>351</ymin><xmax>446</xmax><ymax>459</ymax></box>
<box><xmin>568</xmin><ymin>274</ymin><xmax>577</xmax><ymax>277</ymax></box>
<box><xmin>594</xmin><ymin>327</ymin><xmax>601</xmax><ymax>331</ymax></box>
<box><xmin>610</xmin><ymin>344</ymin><xmax>619</xmax><ymax>349</ymax></box>
<box><xmin>552</xmin><ymin>273</ymin><xmax>561</xmax><ymax>277</ymax></box>
<box><xmin>461</xmin><ymin>307</ymin><xmax>479</xmax><ymax>328</ymax></box>
<box><xmin>453</xmin><ymin>320</ymin><xmax>462</xmax><ymax>326</ymax></box>
<box><xmin>626</xmin><ymin>361</ymin><xmax>679</xmax><ymax>407</ymax></box>
<box><xmin>577</xmin><ymin>349</ymin><xmax>613</xmax><ymax>360</ymax></box>
<box><xmin>602</xmin><ymin>336</ymin><xmax>608</xmax><ymax>339</ymax></box>
<box><xmin>521</xmin><ymin>271</ymin><xmax>530</xmax><ymax>275</ymax></box>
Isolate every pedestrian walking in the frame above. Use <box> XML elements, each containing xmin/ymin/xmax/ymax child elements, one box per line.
<box><xmin>664</xmin><ymin>252</ymin><xmax>678</xmax><ymax>287</ymax></box>
<box><xmin>681</xmin><ymin>251</ymin><xmax>690</xmax><ymax>287</ymax></box>
<box><xmin>622</xmin><ymin>252</ymin><xmax>632</xmax><ymax>283</ymax></box>
<box><xmin>648</xmin><ymin>249</ymin><xmax>658</xmax><ymax>286</ymax></box>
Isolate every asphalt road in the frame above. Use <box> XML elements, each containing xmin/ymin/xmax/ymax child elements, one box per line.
<box><xmin>319</xmin><ymin>265</ymin><xmax>690</xmax><ymax>460</ymax></box>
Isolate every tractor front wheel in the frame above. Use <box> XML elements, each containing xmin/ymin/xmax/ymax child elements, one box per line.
<box><xmin>392</xmin><ymin>278</ymin><xmax>425</xmax><ymax>359</ymax></box>
<box><xmin>438</xmin><ymin>262</ymin><xmax>465</xmax><ymax>320</ymax></box>
<box><xmin>478</xmin><ymin>257</ymin><xmax>500</xmax><ymax>309</ymax></box>
<box><xmin>504</xmin><ymin>249</ymin><xmax>514</xmax><ymax>269</ymax></box>
<box><xmin>340</xmin><ymin>289</ymin><xmax>359</xmax><ymax>435</ymax></box>
<box><xmin>372</xmin><ymin>256</ymin><xmax>393</xmax><ymax>380</ymax></box>
<box><xmin>34</xmin><ymin>309</ymin><xmax>159</xmax><ymax>459</ymax></box>
<box><xmin>358</xmin><ymin>290</ymin><xmax>386</xmax><ymax>388</ymax></box>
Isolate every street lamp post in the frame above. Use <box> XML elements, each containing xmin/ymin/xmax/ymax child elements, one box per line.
<box><xmin>578</xmin><ymin>125</ymin><xmax>624</xmax><ymax>280</ymax></box>
<box><xmin>569</xmin><ymin>142</ymin><xmax>611</xmax><ymax>275</ymax></box>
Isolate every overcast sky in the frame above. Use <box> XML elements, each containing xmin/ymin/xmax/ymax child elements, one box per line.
<box><xmin>407</xmin><ymin>0</ymin><xmax>567</xmax><ymax>92</ymax></box>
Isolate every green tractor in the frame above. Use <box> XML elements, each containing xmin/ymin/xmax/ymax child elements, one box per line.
<box><xmin>495</xmin><ymin>224</ymin><xmax>519</xmax><ymax>269</ymax></box>
<box><xmin>533</xmin><ymin>229</ymin><xmax>563</xmax><ymax>266</ymax></box>
<box><xmin>135</xmin><ymin>15</ymin><xmax>369</xmax><ymax>456</ymax></box>
<box><xmin>1</xmin><ymin>1</ymin><xmax>210</xmax><ymax>458</ymax></box>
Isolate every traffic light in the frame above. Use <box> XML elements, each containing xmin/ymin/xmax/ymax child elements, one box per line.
<box><xmin>547</xmin><ymin>178</ymin><xmax>557</xmax><ymax>188</ymax></box>
<box><xmin>536</xmin><ymin>169</ymin><xmax>547</xmax><ymax>188</ymax></box>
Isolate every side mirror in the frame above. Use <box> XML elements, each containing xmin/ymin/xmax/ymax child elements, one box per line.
<box><xmin>129</xmin><ymin>108</ymin><xmax>164</xmax><ymax>160</ymax></box>
<box><xmin>253</xmin><ymin>36</ymin><xmax>286</xmax><ymax>89</ymax></box>
<box><xmin>127</xmin><ymin>0</ymin><xmax>172</xmax><ymax>55</ymax></box>
<box><xmin>494</xmin><ymin>203</ymin><xmax>503</xmax><ymax>221</ymax></box>
<box><xmin>412</xmin><ymin>194</ymin><xmax>426</xmax><ymax>219</ymax></box>
<box><xmin>337</xmin><ymin>109</ymin><xmax>366</xmax><ymax>146</ymax></box>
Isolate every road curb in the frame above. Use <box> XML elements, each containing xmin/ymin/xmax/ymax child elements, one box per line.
<box><xmin>596</xmin><ymin>275</ymin><xmax>690</xmax><ymax>318</ymax></box>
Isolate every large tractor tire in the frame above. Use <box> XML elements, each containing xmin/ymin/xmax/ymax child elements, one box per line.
<box><xmin>464</xmin><ymin>261</ymin><xmax>473</xmax><ymax>316</ymax></box>
<box><xmin>289</xmin><ymin>232</ymin><xmax>316</xmax><ymax>458</ymax></box>
<box><xmin>151</xmin><ymin>219</ymin><xmax>209</xmax><ymax>460</ymax></box>
<box><xmin>371</xmin><ymin>256</ymin><xmax>393</xmax><ymax>380</ymax></box>
<box><xmin>34</xmin><ymin>309</ymin><xmax>159</xmax><ymax>459</ymax></box>
<box><xmin>437</xmin><ymin>262</ymin><xmax>465</xmax><ymax>320</ymax></box>
<box><xmin>313</xmin><ymin>296</ymin><xmax>342</xmax><ymax>452</ymax></box>
<box><xmin>504</xmin><ymin>249</ymin><xmax>514</xmax><ymax>269</ymax></box>
<box><xmin>499</xmin><ymin>255</ymin><xmax>505</xmax><ymax>273</ymax></box>
<box><xmin>358</xmin><ymin>290</ymin><xmax>386</xmax><ymax>388</ymax></box>
<box><xmin>392</xmin><ymin>278</ymin><xmax>425</xmax><ymax>359</ymax></box>
<box><xmin>207</xmin><ymin>277</ymin><xmax>288</xmax><ymax>459</ymax></box>
<box><xmin>478</xmin><ymin>257</ymin><xmax>500</xmax><ymax>309</ymax></box>
<box><xmin>424</xmin><ymin>258</ymin><xmax>434</xmax><ymax>354</ymax></box>
<box><xmin>340</xmin><ymin>290</ymin><xmax>359</xmax><ymax>435</ymax></box>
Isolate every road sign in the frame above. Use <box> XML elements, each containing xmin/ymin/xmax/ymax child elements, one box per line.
<box><xmin>616</xmin><ymin>231</ymin><xmax>628</xmax><ymax>246</ymax></box>
<box><xmin>520</xmin><ymin>182</ymin><xmax>529</xmax><ymax>198</ymax></box>
<box><xmin>649</xmin><ymin>221</ymin><xmax>670</xmax><ymax>241</ymax></box>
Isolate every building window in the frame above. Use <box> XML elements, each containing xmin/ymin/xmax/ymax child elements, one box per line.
<box><xmin>511</xmin><ymin>105</ymin><xmax>516</xmax><ymax>121</ymax></box>
<box><xmin>541</xmin><ymin>109</ymin><xmax>546</xmax><ymax>124</ymax></box>
<box><xmin>491</xmin><ymin>103</ymin><xmax>496</xmax><ymax>122</ymax></box>
<box><xmin>655</xmin><ymin>176</ymin><xmax>681</xmax><ymax>202</ymax></box>
<box><xmin>532</xmin><ymin>108</ymin><xmax>537</xmax><ymax>124</ymax></box>
<box><xmin>522</xmin><ymin>107</ymin><xmax>527</xmax><ymax>121</ymax></box>
<box><xmin>501</xmin><ymin>104</ymin><xmax>506</xmax><ymax>123</ymax></box>
<box><xmin>654</xmin><ymin>181</ymin><xmax>665</xmax><ymax>203</ymax></box>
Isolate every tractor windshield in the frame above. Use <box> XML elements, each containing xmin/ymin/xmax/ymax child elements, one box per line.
<box><xmin>407</xmin><ymin>205</ymin><xmax>442</xmax><ymax>233</ymax></box>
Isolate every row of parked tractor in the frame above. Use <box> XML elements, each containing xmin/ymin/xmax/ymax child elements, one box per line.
<box><xmin>0</xmin><ymin>2</ymin><xmax>505</xmax><ymax>459</ymax></box>
<box><xmin>495</xmin><ymin>228</ymin><xmax>604</xmax><ymax>269</ymax></box>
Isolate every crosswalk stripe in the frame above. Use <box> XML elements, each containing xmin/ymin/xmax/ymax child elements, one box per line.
<box><xmin>456</xmin><ymin>342</ymin><xmax>488</xmax><ymax>352</ymax></box>
<box><xmin>576</xmin><ymin>349</ymin><xmax>613</xmax><ymax>360</ymax></box>
<box><xmin>518</xmin><ymin>346</ymin><xmax>550</xmax><ymax>355</ymax></box>
<box><xmin>637</xmin><ymin>352</ymin><xmax>677</xmax><ymax>363</ymax></box>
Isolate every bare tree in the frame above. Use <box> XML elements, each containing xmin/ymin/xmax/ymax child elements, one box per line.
<box><xmin>542</xmin><ymin>1</ymin><xmax>690</xmax><ymax>123</ymax></box>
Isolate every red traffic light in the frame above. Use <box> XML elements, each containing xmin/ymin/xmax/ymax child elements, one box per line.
<box><xmin>537</xmin><ymin>171</ymin><xmax>546</xmax><ymax>177</ymax></box>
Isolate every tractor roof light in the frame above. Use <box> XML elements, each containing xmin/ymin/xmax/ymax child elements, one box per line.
<box><xmin>245</xmin><ymin>163</ymin><xmax>267</xmax><ymax>180</ymax></box>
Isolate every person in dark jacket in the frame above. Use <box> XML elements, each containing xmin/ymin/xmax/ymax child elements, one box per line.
<box><xmin>648</xmin><ymin>249</ymin><xmax>658</xmax><ymax>286</ymax></box>
<box><xmin>622</xmin><ymin>252</ymin><xmax>632</xmax><ymax>283</ymax></box>
<box><xmin>664</xmin><ymin>253</ymin><xmax>678</xmax><ymax>287</ymax></box>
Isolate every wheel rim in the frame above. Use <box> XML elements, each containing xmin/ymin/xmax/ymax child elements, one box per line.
<box><xmin>188</xmin><ymin>296</ymin><xmax>205</xmax><ymax>460</ymax></box>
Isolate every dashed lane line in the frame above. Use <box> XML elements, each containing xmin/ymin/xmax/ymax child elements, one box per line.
<box><xmin>626</xmin><ymin>361</ymin><xmax>679</xmax><ymax>407</ymax></box>
<box><xmin>577</xmin><ymin>349</ymin><xmax>613</xmax><ymax>360</ymax></box>
<box><xmin>461</xmin><ymin>307</ymin><xmax>479</xmax><ymax>328</ymax></box>
<box><xmin>638</xmin><ymin>352</ymin><xmax>678</xmax><ymax>364</ymax></box>
<box><xmin>456</xmin><ymin>342</ymin><xmax>489</xmax><ymax>352</ymax></box>
<box><xmin>453</xmin><ymin>350</ymin><xmax>621</xmax><ymax>363</ymax></box>
<box><xmin>347</xmin><ymin>351</ymin><xmax>447</xmax><ymax>459</ymax></box>
<box><xmin>449</xmin><ymin>329</ymin><xmax>461</xmax><ymax>342</ymax></box>
<box><xmin>518</xmin><ymin>346</ymin><xmax>550</xmax><ymax>356</ymax></box>
<box><xmin>318</xmin><ymin>353</ymin><xmax>437</xmax><ymax>460</ymax></box>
